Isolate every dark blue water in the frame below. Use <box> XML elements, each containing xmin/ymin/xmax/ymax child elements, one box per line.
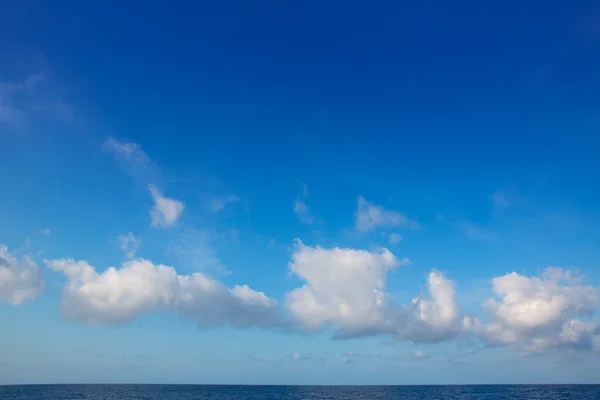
<box><xmin>1</xmin><ymin>385</ymin><xmax>600</xmax><ymax>399</ymax></box>
<box><xmin>1</xmin><ymin>385</ymin><xmax>600</xmax><ymax>400</ymax></box>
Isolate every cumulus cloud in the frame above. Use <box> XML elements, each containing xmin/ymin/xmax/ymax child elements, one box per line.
<box><xmin>354</xmin><ymin>196</ymin><xmax>418</xmax><ymax>232</ymax></box>
<box><xmin>149</xmin><ymin>185</ymin><xmax>185</xmax><ymax>227</ymax></box>
<box><xmin>0</xmin><ymin>245</ymin><xmax>43</xmax><ymax>304</ymax></box>
<box><xmin>284</xmin><ymin>241</ymin><xmax>459</xmax><ymax>342</ymax></box>
<box><xmin>403</xmin><ymin>270</ymin><xmax>461</xmax><ymax>343</ymax></box>
<box><xmin>116</xmin><ymin>232</ymin><xmax>141</xmax><ymax>259</ymax></box>
<box><xmin>46</xmin><ymin>257</ymin><xmax>278</xmax><ymax>327</ymax></box>
<box><xmin>285</xmin><ymin>241</ymin><xmax>401</xmax><ymax>335</ymax></box>
<box><xmin>465</xmin><ymin>267</ymin><xmax>600</xmax><ymax>354</ymax></box>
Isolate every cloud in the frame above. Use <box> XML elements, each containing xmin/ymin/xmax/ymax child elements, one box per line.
<box><xmin>45</xmin><ymin>257</ymin><xmax>278</xmax><ymax>328</ymax></box>
<box><xmin>116</xmin><ymin>232</ymin><xmax>141</xmax><ymax>259</ymax></box>
<box><xmin>354</xmin><ymin>196</ymin><xmax>418</xmax><ymax>233</ymax></box>
<box><xmin>0</xmin><ymin>245</ymin><xmax>44</xmax><ymax>304</ymax></box>
<box><xmin>292</xmin><ymin>352</ymin><xmax>308</xmax><ymax>360</ymax></box>
<box><xmin>284</xmin><ymin>241</ymin><xmax>459</xmax><ymax>342</ymax></box>
<box><xmin>207</xmin><ymin>194</ymin><xmax>239</xmax><ymax>213</ymax></box>
<box><xmin>38</xmin><ymin>228</ymin><xmax>51</xmax><ymax>236</ymax></box>
<box><xmin>402</xmin><ymin>270</ymin><xmax>461</xmax><ymax>343</ymax></box>
<box><xmin>103</xmin><ymin>137</ymin><xmax>150</xmax><ymax>169</ymax></box>
<box><xmin>0</xmin><ymin>73</ymin><xmax>72</xmax><ymax>127</ymax></box>
<box><xmin>386</xmin><ymin>233</ymin><xmax>402</xmax><ymax>244</ymax></box>
<box><xmin>285</xmin><ymin>241</ymin><xmax>401</xmax><ymax>335</ymax></box>
<box><xmin>293</xmin><ymin>200</ymin><xmax>314</xmax><ymax>224</ymax></box>
<box><xmin>165</xmin><ymin>228</ymin><xmax>227</xmax><ymax>275</ymax></box>
<box><xmin>102</xmin><ymin>137</ymin><xmax>158</xmax><ymax>184</ymax></box>
<box><xmin>149</xmin><ymin>185</ymin><xmax>185</xmax><ymax>227</ymax></box>
<box><xmin>464</xmin><ymin>267</ymin><xmax>600</xmax><ymax>354</ymax></box>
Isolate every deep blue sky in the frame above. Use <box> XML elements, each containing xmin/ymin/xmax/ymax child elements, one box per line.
<box><xmin>1</xmin><ymin>0</ymin><xmax>600</xmax><ymax>385</ymax></box>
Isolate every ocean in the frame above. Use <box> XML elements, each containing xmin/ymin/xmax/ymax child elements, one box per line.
<box><xmin>1</xmin><ymin>385</ymin><xmax>599</xmax><ymax>399</ymax></box>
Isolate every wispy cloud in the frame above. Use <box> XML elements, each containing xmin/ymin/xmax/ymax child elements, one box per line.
<box><xmin>165</xmin><ymin>228</ymin><xmax>228</xmax><ymax>276</ymax></box>
<box><xmin>0</xmin><ymin>73</ymin><xmax>72</xmax><ymax>128</ymax></box>
<box><xmin>355</xmin><ymin>196</ymin><xmax>418</xmax><ymax>233</ymax></box>
<box><xmin>116</xmin><ymin>232</ymin><xmax>141</xmax><ymax>259</ymax></box>
<box><xmin>385</xmin><ymin>232</ymin><xmax>402</xmax><ymax>244</ymax></box>
<box><xmin>293</xmin><ymin>180</ymin><xmax>317</xmax><ymax>224</ymax></box>
<box><xmin>38</xmin><ymin>228</ymin><xmax>51</xmax><ymax>236</ymax></box>
<box><xmin>292</xmin><ymin>352</ymin><xmax>309</xmax><ymax>361</ymax></box>
<box><xmin>207</xmin><ymin>193</ymin><xmax>240</xmax><ymax>213</ymax></box>
<box><xmin>103</xmin><ymin>137</ymin><xmax>150</xmax><ymax>168</ymax></box>
<box><xmin>293</xmin><ymin>200</ymin><xmax>314</xmax><ymax>224</ymax></box>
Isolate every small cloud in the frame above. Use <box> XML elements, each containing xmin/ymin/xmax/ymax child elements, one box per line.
<box><xmin>385</xmin><ymin>232</ymin><xmax>402</xmax><ymax>244</ymax></box>
<box><xmin>103</xmin><ymin>137</ymin><xmax>157</xmax><ymax>183</ymax></box>
<box><xmin>38</xmin><ymin>228</ymin><xmax>51</xmax><ymax>236</ymax></box>
<box><xmin>149</xmin><ymin>185</ymin><xmax>185</xmax><ymax>228</ymax></box>
<box><xmin>409</xmin><ymin>350</ymin><xmax>430</xmax><ymax>360</ymax></box>
<box><xmin>0</xmin><ymin>73</ymin><xmax>72</xmax><ymax>128</ymax></box>
<box><xmin>294</xmin><ymin>179</ymin><xmax>309</xmax><ymax>197</ymax></box>
<box><xmin>117</xmin><ymin>232</ymin><xmax>141</xmax><ymax>259</ymax></box>
<box><xmin>292</xmin><ymin>352</ymin><xmax>309</xmax><ymax>361</ymax></box>
<box><xmin>340</xmin><ymin>357</ymin><xmax>355</xmax><ymax>364</ymax></box>
<box><xmin>103</xmin><ymin>137</ymin><xmax>149</xmax><ymax>168</ymax></box>
<box><xmin>342</xmin><ymin>351</ymin><xmax>355</xmax><ymax>357</ymax></box>
<box><xmin>267</xmin><ymin>239</ymin><xmax>276</xmax><ymax>249</ymax></box>
<box><xmin>293</xmin><ymin>200</ymin><xmax>314</xmax><ymax>224</ymax></box>
<box><xmin>207</xmin><ymin>194</ymin><xmax>240</xmax><ymax>213</ymax></box>
<box><xmin>165</xmin><ymin>228</ymin><xmax>228</xmax><ymax>276</ymax></box>
<box><xmin>355</xmin><ymin>196</ymin><xmax>418</xmax><ymax>233</ymax></box>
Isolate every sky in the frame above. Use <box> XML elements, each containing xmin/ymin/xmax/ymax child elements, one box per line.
<box><xmin>1</xmin><ymin>0</ymin><xmax>600</xmax><ymax>385</ymax></box>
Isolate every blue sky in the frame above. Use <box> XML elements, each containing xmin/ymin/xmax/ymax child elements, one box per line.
<box><xmin>1</xmin><ymin>0</ymin><xmax>600</xmax><ymax>385</ymax></box>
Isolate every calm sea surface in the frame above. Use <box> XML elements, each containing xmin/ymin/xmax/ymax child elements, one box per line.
<box><xmin>1</xmin><ymin>385</ymin><xmax>599</xmax><ymax>399</ymax></box>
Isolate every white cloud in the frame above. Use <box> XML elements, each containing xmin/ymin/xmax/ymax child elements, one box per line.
<box><xmin>38</xmin><ymin>228</ymin><xmax>51</xmax><ymax>236</ymax></box>
<box><xmin>355</xmin><ymin>196</ymin><xmax>418</xmax><ymax>233</ymax></box>
<box><xmin>0</xmin><ymin>73</ymin><xmax>72</xmax><ymax>127</ymax></box>
<box><xmin>285</xmin><ymin>241</ymin><xmax>401</xmax><ymax>335</ymax></box>
<box><xmin>293</xmin><ymin>200</ymin><xmax>314</xmax><ymax>224</ymax></box>
<box><xmin>149</xmin><ymin>185</ymin><xmax>185</xmax><ymax>227</ymax></box>
<box><xmin>284</xmin><ymin>241</ymin><xmax>459</xmax><ymax>342</ymax></box>
<box><xmin>387</xmin><ymin>233</ymin><xmax>402</xmax><ymax>244</ymax></box>
<box><xmin>0</xmin><ymin>245</ymin><xmax>43</xmax><ymax>304</ymax></box>
<box><xmin>207</xmin><ymin>194</ymin><xmax>239</xmax><ymax>213</ymax></box>
<box><xmin>292</xmin><ymin>352</ymin><xmax>305</xmax><ymax>360</ymax></box>
<box><xmin>465</xmin><ymin>267</ymin><xmax>600</xmax><ymax>353</ymax></box>
<box><xmin>46</xmin><ymin>257</ymin><xmax>278</xmax><ymax>328</ymax></box>
<box><xmin>103</xmin><ymin>137</ymin><xmax>150</xmax><ymax>168</ymax></box>
<box><xmin>403</xmin><ymin>270</ymin><xmax>461</xmax><ymax>343</ymax></box>
<box><xmin>116</xmin><ymin>232</ymin><xmax>141</xmax><ymax>259</ymax></box>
